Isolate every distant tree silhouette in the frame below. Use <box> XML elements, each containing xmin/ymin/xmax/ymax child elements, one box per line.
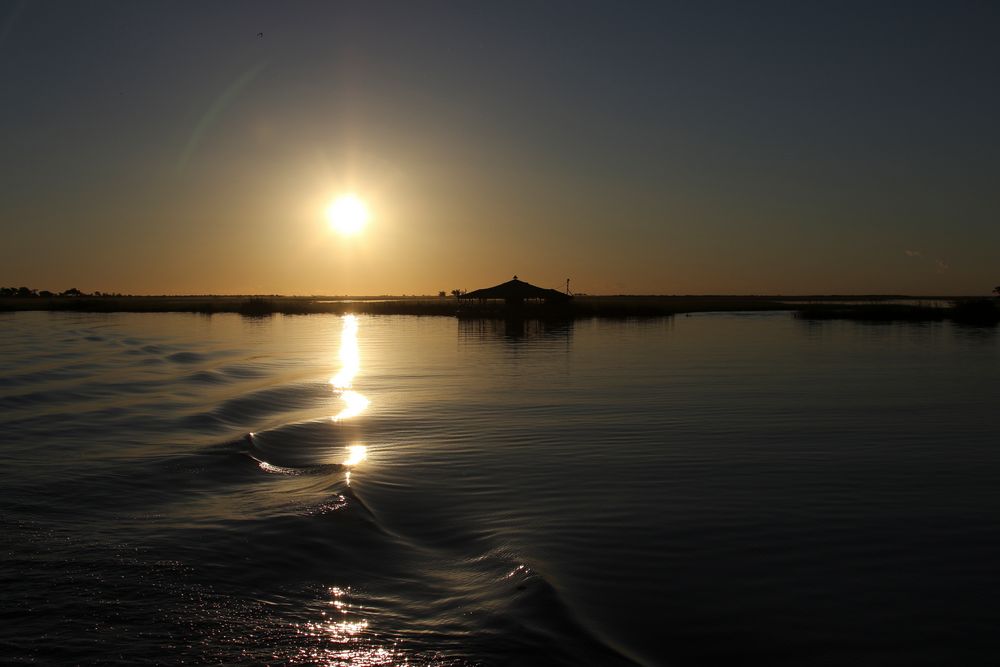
<box><xmin>16</xmin><ymin>286</ymin><xmax>35</xmax><ymax>297</ymax></box>
<box><xmin>60</xmin><ymin>288</ymin><xmax>83</xmax><ymax>297</ymax></box>
<box><xmin>450</xmin><ymin>289</ymin><xmax>465</xmax><ymax>297</ymax></box>
<box><xmin>38</xmin><ymin>290</ymin><xmax>54</xmax><ymax>297</ymax></box>
<box><xmin>438</xmin><ymin>291</ymin><xmax>446</xmax><ymax>298</ymax></box>
<box><xmin>994</xmin><ymin>285</ymin><xmax>1000</xmax><ymax>297</ymax></box>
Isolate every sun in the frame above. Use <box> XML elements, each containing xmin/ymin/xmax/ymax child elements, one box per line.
<box><xmin>326</xmin><ymin>195</ymin><xmax>370</xmax><ymax>235</ymax></box>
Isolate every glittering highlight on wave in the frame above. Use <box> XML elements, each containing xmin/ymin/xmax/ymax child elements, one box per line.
<box><xmin>294</xmin><ymin>587</ymin><xmax>401</xmax><ymax>666</ymax></box>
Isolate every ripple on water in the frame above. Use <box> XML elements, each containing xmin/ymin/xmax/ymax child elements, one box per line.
<box><xmin>243</xmin><ymin>419</ymin><xmax>364</xmax><ymax>469</ymax></box>
<box><xmin>4</xmin><ymin>312</ymin><xmax>997</xmax><ymax>666</ymax></box>
<box><xmin>180</xmin><ymin>382</ymin><xmax>334</xmax><ymax>434</ymax></box>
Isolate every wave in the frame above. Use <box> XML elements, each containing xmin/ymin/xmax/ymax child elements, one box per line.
<box><xmin>240</xmin><ymin>419</ymin><xmax>362</xmax><ymax>470</ymax></box>
<box><xmin>179</xmin><ymin>382</ymin><xmax>334</xmax><ymax>433</ymax></box>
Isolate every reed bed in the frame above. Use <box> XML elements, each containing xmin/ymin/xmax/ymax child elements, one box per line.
<box><xmin>2</xmin><ymin>295</ymin><xmax>997</xmax><ymax>324</ymax></box>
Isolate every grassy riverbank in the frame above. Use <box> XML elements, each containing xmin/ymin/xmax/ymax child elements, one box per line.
<box><xmin>793</xmin><ymin>298</ymin><xmax>999</xmax><ymax>325</ymax></box>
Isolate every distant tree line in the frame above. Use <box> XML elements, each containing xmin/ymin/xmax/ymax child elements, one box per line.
<box><xmin>0</xmin><ymin>287</ymin><xmax>125</xmax><ymax>298</ymax></box>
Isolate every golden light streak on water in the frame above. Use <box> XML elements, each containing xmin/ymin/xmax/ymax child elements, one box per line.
<box><xmin>344</xmin><ymin>445</ymin><xmax>367</xmax><ymax>467</ymax></box>
<box><xmin>330</xmin><ymin>315</ymin><xmax>369</xmax><ymax>421</ymax></box>
<box><xmin>330</xmin><ymin>315</ymin><xmax>361</xmax><ymax>390</ymax></box>
<box><xmin>333</xmin><ymin>390</ymin><xmax>370</xmax><ymax>422</ymax></box>
<box><xmin>293</xmin><ymin>586</ymin><xmax>403</xmax><ymax>666</ymax></box>
<box><xmin>329</xmin><ymin>315</ymin><xmax>370</xmax><ymax>487</ymax></box>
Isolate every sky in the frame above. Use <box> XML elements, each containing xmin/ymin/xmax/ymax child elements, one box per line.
<box><xmin>1</xmin><ymin>0</ymin><xmax>998</xmax><ymax>296</ymax></box>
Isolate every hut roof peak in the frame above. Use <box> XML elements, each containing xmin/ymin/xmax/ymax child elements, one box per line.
<box><xmin>459</xmin><ymin>276</ymin><xmax>571</xmax><ymax>302</ymax></box>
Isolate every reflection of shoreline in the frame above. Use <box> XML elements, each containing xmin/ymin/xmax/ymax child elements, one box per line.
<box><xmin>0</xmin><ymin>295</ymin><xmax>804</xmax><ymax>318</ymax></box>
<box><xmin>458</xmin><ymin>317</ymin><xmax>574</xmax><ymax>342</ymax></box>
<box><xmin>7</xmin><ymin>295</ymin><xmax>993</xmax><ymax>323</ymax></box>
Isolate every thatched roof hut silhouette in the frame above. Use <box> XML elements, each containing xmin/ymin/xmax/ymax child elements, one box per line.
<box><xmin>458</xmin><ymin>275</ymin><xmax>571</xmax><ymax>307</ymax></box>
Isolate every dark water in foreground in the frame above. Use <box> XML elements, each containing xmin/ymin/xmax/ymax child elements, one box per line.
<box><xmin>2</xmin><ymin>311</ymin><xmax>998</xmax><ymax>666</ymax></box>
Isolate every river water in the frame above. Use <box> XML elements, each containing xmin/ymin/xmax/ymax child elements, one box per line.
<box><xmin>2</xmin><ymin>311</ymin><xmax>998</xmax><ymax>666</ymax></box>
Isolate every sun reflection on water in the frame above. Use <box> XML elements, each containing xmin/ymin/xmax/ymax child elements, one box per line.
<box><xmin>295</xmin><ymin>586</ymin><xmax>402</xmax><ymax>666</ymax></box>
<box><xmin>329</xmin><ymin>315</ymin><xmax>370</xmax><ymax>486</ymax></box>
<box><xmin>344</xmin><ymin>445</ymin><xmax>367</xmax><ymax>467</ymax></box>
<box><xmin>330</xmin><ymin>315</ymin><xmax>362</xmax><ymax>390</ymax></box>
<box><xmin>334</xmin><ymin>390</ymin><xmax>370</xmax><ymax>422</ymax></box>
<box><xmin>330</xmin><ymin>315</ymin><xmax>370</xmax><ymax>422</ymax></box>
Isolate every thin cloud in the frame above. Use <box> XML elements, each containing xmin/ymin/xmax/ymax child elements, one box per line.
<box><xmin>935</xmin><ymin>259</ymin><xmax>949</xmax><ymax>272</ymax></box>
<box><xmin>904</xmin><ymin>249</ymin><xmax>922</xmax><ymax>258</ymax></box>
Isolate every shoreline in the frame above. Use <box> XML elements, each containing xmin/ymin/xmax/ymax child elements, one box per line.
<box><xmin>2</xmin><ymin>295</ymin><xmax>997</xmax><ymax>324</ymax></box>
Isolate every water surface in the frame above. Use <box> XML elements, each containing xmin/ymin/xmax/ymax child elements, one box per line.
<box><xmin>2</xmin><ymin>311</ymin><xmax>998</xmax><ymax>665</ymax></box>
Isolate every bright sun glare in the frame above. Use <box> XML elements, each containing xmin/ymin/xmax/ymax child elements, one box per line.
<box><xmin>326</xmin><ymin>195</ymin><xmax>369</xmax><ymax>236</ymax></box>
